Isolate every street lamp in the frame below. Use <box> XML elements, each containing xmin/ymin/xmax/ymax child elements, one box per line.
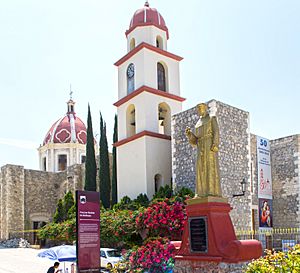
<box><xmin>232</xmin><ymin>178</ymin><xmax>246</xmax><ymax>197</ymax></box>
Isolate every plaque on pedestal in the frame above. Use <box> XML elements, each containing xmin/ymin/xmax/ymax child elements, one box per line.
<box><xmin>189</xmin><ymin>217</ymin><xmax>207</xmax><ymax>253</ymax></box>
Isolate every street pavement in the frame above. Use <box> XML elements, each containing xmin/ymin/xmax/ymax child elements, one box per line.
<box><xmin>0</xmin><ymin>248</ymin><xmax>73</xmax><ymax>273</ymax></box>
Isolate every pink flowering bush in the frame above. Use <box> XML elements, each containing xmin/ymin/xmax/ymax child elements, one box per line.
<box><xmin>136</xmin><ymin>198</ymin><xmax>187</xmax><ymax>240</ymax></box>
<box><xmin>127</xmin><ymin>238</ymin><xmax>175</xmax><ymax>273</ymax></box>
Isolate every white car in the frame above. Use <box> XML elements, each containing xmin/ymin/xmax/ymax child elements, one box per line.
<box><xmin>100</xmin><ymin>248</ymin><xmax>122</xmax><ymax>269</ymax></box>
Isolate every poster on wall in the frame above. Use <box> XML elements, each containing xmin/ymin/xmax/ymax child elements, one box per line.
<box><xmin>76</xmin><ymin>190</ymin><xmax>100</xmax><ymax>272</ymax></box>
<box><xmin>259</xmin><ymin>198</ymin><xmax>273</xmax><ymax>228</ymax></box>
<box><xmin>257</xmin><ymin>136</ymin><xmax>272</xmax><ymax>199</ymax></box>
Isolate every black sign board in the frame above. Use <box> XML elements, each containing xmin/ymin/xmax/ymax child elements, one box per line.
<box><xmin>189</xmin><ymin>217</ymin><xmax>208</xmax><ymax>252</ymax></box>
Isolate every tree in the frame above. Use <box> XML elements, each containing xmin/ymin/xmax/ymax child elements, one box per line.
<box><xmin>111</xmin><ymin>114</ymin><xmax>118</xmax><ymax>206</ymax></box>
<box><xmin>53</xmin><ymin>199</ymin><xmax>65</xmax><ymax>223</ymax></box>
<box><xmin>53</xmin><ymin>191</ymin><xmax>75</xmax><ymax>223</ymax></box>
<box><xmin>99</xmin><ymin>113</ymin><xmax>111</xmax><ymax>208</ymax></box>
<box><xmin>84</xmin><ymin>104</ymin><xmax>97</xmax><ymax>191</ymax></box>
<box><xmin>64</xmin><ymin>191</ymin><xmax>75</xmax><ymax>219</ymax></box>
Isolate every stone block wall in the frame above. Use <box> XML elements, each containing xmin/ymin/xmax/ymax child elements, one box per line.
<box><xmin>0</xmin><ymin>163</ymin><xmax>85</xmax><ymax>240</ymax></box>
<box><xmin>172</xmin><ymin>100</ymin><xmax>252</xmax><ymax>230</ymax></box>
<box><xmin>24</xmin><ymin>169</ymin><xmax>65</xmax><ymax>230</ymax></box>
<box><xmin>270</xmin><ymin>135</ymin><xmax>300</xmax><ymax>228</ymax></box>
<box><xmin>0</xmin><ymin>165</ymin><xmax>25</xmax><ymax>239</ymax></box>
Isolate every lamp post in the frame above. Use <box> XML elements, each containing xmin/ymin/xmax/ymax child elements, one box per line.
<box><xmin>232</xmin><ymin>178</ymin><xmax>246</xmax><ymax>197</ymax></box>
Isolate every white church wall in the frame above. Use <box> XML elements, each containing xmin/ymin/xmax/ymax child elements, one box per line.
<box><xmin>117</xmin><ymin>92</ymin><xmax>182</xmax><ymax>141</ymax></box>
<box><xmin>145</xmin><ymin>137</ymin><xmax>172</xmax><ymax>198</ymax></box>
<box><xmin>127</xmin><ymin>26</ymin><xmax>168</xmax><ymax>52</ymax></box>
<box><xmin>117</xmin><ymin>138</ymin><xmax>147</xmax><ymax>200</ymax></box>
<box><xmin>143</xmin><ymin>50</ymin><xmax>180</xmax><ymax>95</ymax></box>
<box><xmin>38</xmin><ymin>143</ymin><xmax>86</xmax><ymax>172</ymax></box>
<box><xmin>117</xmin><ymin>50</ymin><xmax>145</xmax><ymax>99</ymax></box>
<box><xmin>117</xmin><ymin>49</ymin><xmax>181</xmax><ymax>100</ymax></box>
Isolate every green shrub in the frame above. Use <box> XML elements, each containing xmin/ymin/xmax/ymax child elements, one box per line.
<box><xmin>153</xmin><ymin>185</ymin><xmax>173</xmax><ymax>199</ymax></box>
<box><xmin>113</xmin><ymin>194</ymin><xmax>150</xmax><ymax>211</ymax></box>
<box><xmin>245</xmin><ymin>245</ymin><xmax>300</xmax><ymax>272</ymax></box>
<box><xmin>175</xmin><ymin>187</ymin><xmax>195</xmax><ymax>198</ymax></box>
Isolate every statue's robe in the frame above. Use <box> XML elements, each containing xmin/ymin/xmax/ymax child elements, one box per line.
<box><xmin>188</xmin><ymin>116</ymin><xmax>221</xmax><ymax>197</ymax></box>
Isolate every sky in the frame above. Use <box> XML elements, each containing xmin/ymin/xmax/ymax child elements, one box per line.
<box><xmin>0</xmin><ymin>0</ymin><xmax>299</xmax><ymax>170</ymax></box>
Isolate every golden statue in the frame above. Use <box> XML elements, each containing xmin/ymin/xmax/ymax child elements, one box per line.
<box><xmin>185</xmin><ymin>103</ymin><xmax>222</xmax><ymax>197</ymax></box>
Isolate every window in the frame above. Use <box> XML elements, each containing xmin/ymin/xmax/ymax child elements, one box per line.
<box><xmin>154</xmin><ymin>174</ymin><xmax>162</xmax><ymax>193</ymax></box>
<box><xmin>100</xmin><ymin>251</ymin><xmax>106</xmax><ymax>258</ymax></box>
<box><xmin>126</xmin><ymin>104</ymin><xmax>136</xmax><ymax>138</ymax></box>
<box><xmin>157</xmin><ymin>63</ymin><xmax>166</xmax><ymax>91</ymax></box>
<box><xmin>81</xmin><ymin>155</ymin><xmax>86</xmax><ymax>164</ymax></box>
<box><xmin>58</xmin><ymin>154</ymin><xmax>67</xmax><ymax>171</ymax></box>
<box><xmin>156</xmin><ymin>35</ymin><xmax>163</xmax><ymax>49</ymax></box>
<box><xmin>127</xmin><ymin>63</ymin><xmax>135</xmax><ymax>94</ymax></box>
<box><xmin>43</xmin><ymin>157</ymin><xmax>47</xmax><ymax>171</ymax></box>
<box><xmin>130</xmin><ymin>38</ymin><xmax>135</xmax><ymax>50</ymax></box>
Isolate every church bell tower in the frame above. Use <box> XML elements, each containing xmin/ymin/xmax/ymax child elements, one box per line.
<box><xmin>114</xmin><ymin>2</ymin><xmax>185</xmax><ymax>199</ymax></box>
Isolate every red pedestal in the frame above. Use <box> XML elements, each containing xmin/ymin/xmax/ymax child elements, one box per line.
<box><xmin>177</xmin><ymin>201</ymin><xmax>262</xmax><ymax>263</ymax></box>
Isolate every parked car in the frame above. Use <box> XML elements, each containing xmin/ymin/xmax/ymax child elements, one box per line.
<box><xmin>100</xmin><ymin>248</ymin><xmax>122</xmax><ymax>269</ymax></box>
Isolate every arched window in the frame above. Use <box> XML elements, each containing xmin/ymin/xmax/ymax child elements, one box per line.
<box><xmin>157</xmin><ymin>63</ymin><xmax>166</xmax><ymax>91</ymax></box>
<box><xmin>42</xmin><ymin>157</ymin><xmax>47</xmax><ymax>171</ymax></box>
<box><xmin>126</xmin><ymin>104</ymin><xmax>136</xmax><ymax>137</ymax></box>
<box><xmin>130</xmin><ymin>38</ymin><xmax>136</xmax><ymax>50</ymax></box>
<box><xmin>127</xmin><ymin>63</ymin><xmax>135</xmax><ymax>94</ymax></box>
<box><xmin>154</xmin><ymin>174</ymin><xmax>163</xmax><ymax>193</ymax></box>
<box><xmin>156</xmin><ymin>36</ymin><xmax>163</xmax><ymax>49</ymax></box>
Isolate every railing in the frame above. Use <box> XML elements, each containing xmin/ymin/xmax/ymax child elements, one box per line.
<box><xmin>236</xmin><ymin>228</ymin><xmax>300</xmax><ymax>252</ymax></box>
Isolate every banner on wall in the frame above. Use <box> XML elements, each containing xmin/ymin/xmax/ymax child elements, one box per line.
<box><xmin>257</xmin><ymin>136</ymin><xmax>272</xmax><ymax>229</ymax></box>
<box><xmin>257</xmin><ymin>136</ymin><xmax>272</xmax><ymax>199</ymax></box>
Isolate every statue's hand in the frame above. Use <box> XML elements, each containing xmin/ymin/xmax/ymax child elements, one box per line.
<box><xmin>185</xmin><ymin>127</ymin><xmax>191</xmax><ymax>136</ymax></box>
<box><xmin>211</xmin><ymin>144</ymin><xmax>219</xmax><ymax>153</ymax></box>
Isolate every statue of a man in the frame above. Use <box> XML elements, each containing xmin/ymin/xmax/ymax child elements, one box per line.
<box><xmin>185</xmin><ymin>103</ymin><xmax>222</xmax><ymax>197</ymax></box>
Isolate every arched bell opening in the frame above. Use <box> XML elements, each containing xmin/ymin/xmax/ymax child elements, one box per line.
<box><xmin>158</xmin><ymin>102</ymin><xmax>171</xmax><ymax>135</ymax></box>
<box><xmin>126</xmin><ymin>104</ymin><xmax>136</xmax><ymax>138</ymax></box>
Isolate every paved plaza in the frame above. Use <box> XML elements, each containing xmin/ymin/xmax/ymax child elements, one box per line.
<box><xmin>0</xmin><ymin>248</ymin><xmax>73</xmax><ymax>273</ymax></box>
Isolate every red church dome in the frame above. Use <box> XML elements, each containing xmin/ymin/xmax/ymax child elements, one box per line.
<box><xmin>43</xmin><ymin>100</ymin><xmax>87</xmax><ymax>145</ymax></box>
<box><xmin>126</xmin><ymin>1</ymin><xmax>169</xmax><ymax>38</ymax></box>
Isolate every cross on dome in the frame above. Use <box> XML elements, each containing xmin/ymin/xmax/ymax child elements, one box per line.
<box><xmin>69</xmin><ymin>84</ymin><xmax>73</xmax><ymax>100</ymax></box>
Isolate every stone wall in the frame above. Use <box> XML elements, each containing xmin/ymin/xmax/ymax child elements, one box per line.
<box><xmin>172</xmin><ymin>100</ymin><xmax>252</xmax><ymax>230</ymax></box>
<box><xmin>270</xmin><ymin>135</ymin><xmax>300</xmax><ymax>228</ymax></box>
<box><xmin>0</xmin><ymin>163</ymin><xmax>85</xmax><ymax>240</ymax></box>
<box><xmin>0</xmin><ymin>165</ymin><xmax>25</xmax><ymax>239</ymax></box>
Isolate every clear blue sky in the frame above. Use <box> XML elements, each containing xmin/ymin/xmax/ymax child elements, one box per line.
<box><xmin>0</xmin><ymin>0</ymin><xmax>299</xmax><ymax>170</ymax></box>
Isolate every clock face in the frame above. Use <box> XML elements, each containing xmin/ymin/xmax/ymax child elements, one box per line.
<box><xmin>127</xmin><ymin>63</ymin><xmax>134</xmax><ymax>78</ymax></box>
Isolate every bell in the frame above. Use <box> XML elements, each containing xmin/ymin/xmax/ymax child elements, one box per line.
<box><xmin>158</xmin><ymin>113</ymin><xmax>164</xmax><ymax>121</ymax></box>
